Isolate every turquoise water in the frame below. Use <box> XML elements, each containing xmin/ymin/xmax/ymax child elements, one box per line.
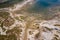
<box><xmin>0</xmin><ymin>0</ymin><xmax>60</xmax><ymax>20</ymax></box>
<box><xmin>27</xmin><ymin>0</ymin><xmax>60</xmax><ymax>12</ymax></box>
<box><xmin>0</xmin><ymin>0</ymin><xmax>60</xmax><ymax>8</ymax></box>
<box><xmin>25</xmin><ymin>0</ymin><xmax>60</xmax><ymax>20</ymax></box>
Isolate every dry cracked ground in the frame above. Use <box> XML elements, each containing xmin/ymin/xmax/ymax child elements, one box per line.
<box><xmin>0</xmin><ymin>0</ymin><xmax>60</xmax><ymax>40</ymax></box>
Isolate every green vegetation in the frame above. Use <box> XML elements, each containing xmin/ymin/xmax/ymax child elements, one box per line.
<box><xmin>0</xmin><ymin>11</ymin><xmax>10</xmax><ymax>28</ymax></box>
<box><xmin>52</xmin><ymin>34</ymin><xmax>60</xmax><ymax>40</ymax></box>
<box><xmin>0</xmin><ymin>12</ymin><xmax>10</xmax><ymax>18</ymax></box>
<box><xmin>6</xmin><ymin>26</ymin><xmax>22</xmax><ymax>35</ymax></box>
<box><xmin>0</xmin><ymin>34</ymin><xmax>17</xmax><ymax>40</ymax></box>
<box><xmin>44</xmin><ymin>27</ymin><xmax>53</xmax><ymax>31</ymax></box>
<box><xmin>0</xmin><ymin>0</ymin><xmax>23</xmax><ymax>8</ymax></box>
<box><xmin>3</xmin><ymin>16</ymin><xmax>15</xmax><ymax>27</ymax></box>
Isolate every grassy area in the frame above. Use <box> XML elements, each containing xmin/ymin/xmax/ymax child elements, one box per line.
<box><xmin>0</xmin><ymin>12</ymin><xmax>10</xmax><ymax>18</ymax></box>
<box><xmin>0</xmin><ymin>34</ymin><xmax>17</xmax><ymax>40</ymax></box>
